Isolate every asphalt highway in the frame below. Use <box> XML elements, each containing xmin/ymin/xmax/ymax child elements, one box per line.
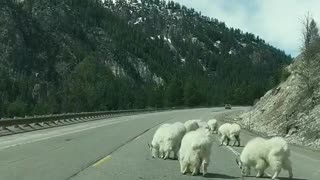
<box><xmin>0</xmin><ymin>107</ymin><xmax>318</xmax><ymax>180</ymax></box>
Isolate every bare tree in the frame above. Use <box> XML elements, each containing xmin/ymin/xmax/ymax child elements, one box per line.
<box><xmin>300</xmin><ymin>13</ymin><xmax>320</xmax><ymax>95</ymax></box>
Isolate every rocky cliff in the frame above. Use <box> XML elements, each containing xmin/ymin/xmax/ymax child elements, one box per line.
<box><xmin>240</xmin><ymin>53</ymin><xmax>320</xmax><ymax>149</ymax></box>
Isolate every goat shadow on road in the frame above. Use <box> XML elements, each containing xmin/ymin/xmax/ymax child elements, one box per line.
<box><xmin>241</xmin><ymin>176</ymin><xmax>308</xmax><ymax>180</ymax></box>
<box><xmin>204</xmin><ymin>173</ymin><xmax>240</xmax><ymax>179</ymax></box>
<box><xmin>228</xmin><ymin>145</ymin><xmax>245</xmax><ymax>148</ymax></box>
<box><xmin>279</xmin><ymin>178</ymin><xmax>308</xmax><ymax>180</ymax></box>
<box><xmin>218</xmin><ymin>145</ymin><xmax>245</xmax><ymax>148</ymax></box>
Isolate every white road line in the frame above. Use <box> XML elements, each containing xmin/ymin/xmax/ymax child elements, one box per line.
<box><xmin>93</xmin><ymin>155</ymin><xmax>112</xmax><ymax>167</ymax></box>
<box><xmin>226</xmin><ymin>146</ymin><xmax>240</xmax><ymax>156</ymax></box>
<box><xmin>134</xmin><ymin>135</ymin><xmax>142</xmax><ymax>140</ymax></box>
<box><xmin>0</xmin><ymin>118</ymin><xmax>136</xmax><ymax>151</ymax></box>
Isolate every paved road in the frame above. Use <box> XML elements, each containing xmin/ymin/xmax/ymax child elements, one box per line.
<box><xmin>0</xmin><ymin>108</ymin><xmax>318</xmax><ymax>180</ymax></box>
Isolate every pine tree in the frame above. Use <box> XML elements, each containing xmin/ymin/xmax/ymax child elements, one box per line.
<box><xmin>301</xmin><ymin>14</ymin><xmax>320</xmax><ymax>94</ymax></box>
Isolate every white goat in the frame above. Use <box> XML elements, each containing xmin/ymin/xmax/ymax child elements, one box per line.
<box><xmin>148</xmin><ymin>122</ymin><xmax>186</xmax><ymax>160</ymax></box>
<box><xmin>197</xmin><ymin>121</ymin><xmax>210</xmax><ymax>130</ymax></box>
<box><xmin>207</xmin><ymin>119</ymin><xmax>218</xmax><ymax>133</ymax></box>
<box><xmin>170</xmin><ymin>122</ymin><xmax>187</xmax><ymax>158</ymax></box>
<box><xmin>179</xmin><ymin>128</ymin><xmax>213</xmax><ymax>176</ymax></box>
<box><xmin>218</xmin><ymin>123</ymin><xmax>241</xmax><ymax>146</ymax></box>
<box><xmin>148</xmin><ymin>124</ymin><xmax>170</xmax><ymax>158</ymax></box>
<box><xmin>236</xmin><ymin>137</ymin><xmax>293</xmax><ymax>180</ymax></box>
<box><xmin>184</xmin><ymin>119</ymin><xmax>200</xmax><ymax>132</ymax></box>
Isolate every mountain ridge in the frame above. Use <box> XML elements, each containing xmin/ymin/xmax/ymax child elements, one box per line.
<box><xmin>0</xmin><ymin>0</ymin><xmax>291</xmax><ymax>117</ymax></box>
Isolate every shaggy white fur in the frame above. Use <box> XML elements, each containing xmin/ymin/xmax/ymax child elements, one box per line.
<box><xmin>148</xmin><ymin>123</ymin><xmax>170</xmax><ymax>158</ymax></box>
<box><xmin>236</xmin><ymin>137</ymin><xmax>293</xmax><ymax>180</ymax></box>
<box><xmin>149</xmin><ymin>122</ymin><xmax>186</xmax><ymax>160</ymax></box>
<box><xmin>207</xmin><ymin>119</ymin><xmax>218</xmax><ymax>134</ymax></box>
<box><xmin>218</xmin><ymin>123</ymin><xmax>241</xmax><ymax>146</ymax></box>
<box><xmin>179</xmin><ymin>128</ymin><xmax>213</xmax><ymax>176</ymax></box>
<box><xmin>197</xmin><ymin>121</ymin><xmax>210</xmax><ymax>130</ymax></box>
<box><xmin>184</xmin><ymin>120</ymin><xmax>200</xmax><ymax>132</ymax></box>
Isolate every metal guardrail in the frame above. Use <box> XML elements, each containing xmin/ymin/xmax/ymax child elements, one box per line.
<box><xmin>0</xmin><ymin>108</ymin><xmax>171</xmax><ymax>136</ymax></box>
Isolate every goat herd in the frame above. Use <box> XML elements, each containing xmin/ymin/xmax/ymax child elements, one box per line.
<box><xmin>148</xmin><ymin>119</ymin><xmax>293</xmax><ymax>179</ymax></box>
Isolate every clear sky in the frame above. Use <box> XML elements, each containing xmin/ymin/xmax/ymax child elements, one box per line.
<box><xmin>169</xmin><ymin>0</ymin><xmax>320</xmax><ymax>57</ymax></box>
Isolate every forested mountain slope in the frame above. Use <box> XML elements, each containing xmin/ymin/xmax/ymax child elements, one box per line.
<box><xmin>0</xmin><ymin>0</ymin><xmax>291</xmax><ymax>117</ymax></box>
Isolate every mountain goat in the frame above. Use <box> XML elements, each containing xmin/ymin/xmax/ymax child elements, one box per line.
<box><xmin>148</xmin><ymin>122</ymin><xmax>186</xmax><ymax>160</ymax></box>
<box><xmin>236</xmin><ymin>137</ymin><xmax>293</xmax><ymax>180</ymax></box>
<box><xmin>218</xmin><ymin>123</ymin><xmax>241</xmax><ymax>146</ymax></box>
<box><xmin>184</xmin><ymin>119</ymin><xmax>200</xmax><ymax>132</ymax></box>
<box><xmin>179</xmin><ymin>128</ymin><xmax>213</xmax><ymax>176</ymax></box>
<box><xmin>197</xmin><ymin>121</ymin><xmax>210</xmax><ymax>130</ymax></box>
<box><xmin>207</xmin><ymin>119</ymin><xmax>218</xmax><ymax>133</ymax></box>
<box><xmin>148</xmin><ymin>124</ymin><xmax>170</xmax><ymax>158</ymax></box>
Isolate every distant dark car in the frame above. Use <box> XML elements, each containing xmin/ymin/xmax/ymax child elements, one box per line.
<box><xmin>225</xmin><ymin>104</ymin><xmax>232</xmax><ymax>109</ymax></box>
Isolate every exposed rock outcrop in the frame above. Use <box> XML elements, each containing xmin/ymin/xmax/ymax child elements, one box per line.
<box><xmin>240</xmin><ymin>54</ymin><xmax>320</xmax><ymax>149</ymax></box>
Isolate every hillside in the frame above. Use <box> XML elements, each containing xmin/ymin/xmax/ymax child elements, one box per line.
<box><xmin>0</xmin><ymin>0</ymin><xmax>291</xmax><ymax>117</ymax></box>
<box><xmin>240</xmin><ymin>53</ymin><xmax>320</xmax><ymax>149</ymax></box>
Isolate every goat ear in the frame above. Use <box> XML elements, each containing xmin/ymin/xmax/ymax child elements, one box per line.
<box><xmin>147</xmin><ymin>143</ymin><xmax>150</xmax><ymax>148</ymax></box>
